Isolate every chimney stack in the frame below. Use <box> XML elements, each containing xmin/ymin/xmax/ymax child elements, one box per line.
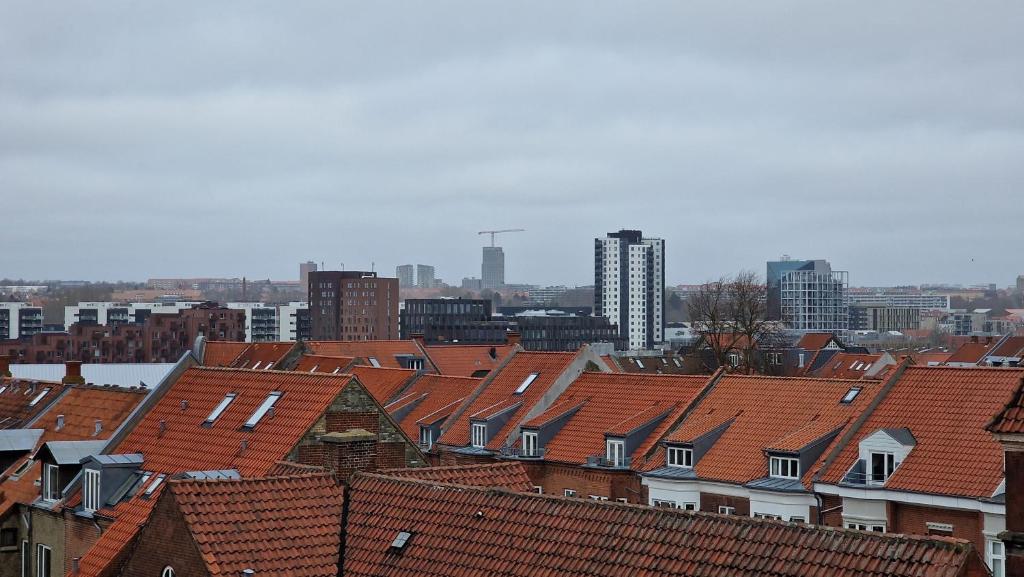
<box><xmin>507</xmin><ymin>331</ymin><xmax>521</xmax><ymax>347</ymax></box>
<box><xmin>0</xmin><ymin>354</ymin><xmax>10</xmax><ymax>377</ymax></box>
<box><xmin>63</xmin><ymin>361</ymin><xmax>85</xmax><ymax>385</ymax></box>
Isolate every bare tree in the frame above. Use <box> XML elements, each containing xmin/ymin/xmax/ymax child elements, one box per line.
<box><xmin>687</xmin><ymin>271</ymin><xmax>778</xmax><ymax>373</ymax></box>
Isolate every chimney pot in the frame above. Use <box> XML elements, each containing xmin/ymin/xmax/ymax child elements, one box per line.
<box><xmin>242</xmin><ymin>570</ymin><xmax>255</xmax><ymax>577</ymax></box>
<box><xmin>180</xmin><ymin>399</ymin><xmax>188</xmax><ymax>411</ymax></box>
<box><xmin>63</xmin><ymin>360</ymin><xmax>85</xmax><ymax>385</ymax></box>
<box><xmin>72</xmin><ymin>558</ymin><xmax>80</xmax><ymax>575</ymax></box>
<box><xmin>94</xmin><ymin>419</ymin><xmax>102</xmax><ymax>436</ymax></box>
<box><xmin>158</xmin><ymin>419</ymin><xmax>166</xmax><ymax>437</ymax></box>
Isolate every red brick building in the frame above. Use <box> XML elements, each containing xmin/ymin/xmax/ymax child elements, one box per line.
<box><xmin>307</xmin><ymin>271</ymin><xmax>399</xmax><ymax>341</ymax></box>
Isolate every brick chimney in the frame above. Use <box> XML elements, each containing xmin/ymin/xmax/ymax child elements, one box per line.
<box><xmin>988</xmin><ymin>379</ymin><xmax>1024</xmax><ymax>576</ymax></box>
<box><xmin>507</xmin><ymin>331</ymin><xmax>521</xmax><ymax>347</ymax></box>
<box><xmin>0</xmin><ymin>354</ymin><xmax>10</xmax><ymax>377</ymax></box>
<box><xmin>410</xmin><ymin>333</ymin><xmax>425</xmax><ymax>348</ymax></box>
<box><xmin>63</xmin><ymin>360</ymin><xmax>85</xmax><ymax>385</ymax></box>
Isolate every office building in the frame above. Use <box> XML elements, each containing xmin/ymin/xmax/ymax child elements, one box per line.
<box><xmin>847</xmin><ymin>288</ymin><xmax>950</xmax><ymax>311</ymax></box>
<box><xmin>461</xmin><ymin>277</ymin><xmax>483</xmax><ymax>291</ymax></box>
<box><xmin>515</xmin><ymin>311</ymin><xmax>626</xmax><ymax>352</ymax></box>
<box><xmin>594</xmin><ymin>230</ymin><xmax>665</xmax><ymax>350</ymax></box>
<box><xmin>849</xmin><ymin>305</ymin><xmax>921</xmax><ymax>332</ymax></box>
<box><xmin>308</xmin><ymin>271</ymin><xmax>399</xmax><ymax>341</ymax></box>
<box><xmin>400</xmin><ymin>298</ymin><xmax>505</xmax><ymax>343</ymax></box>
<box><xmin>397</xmin><ymin>264</ymin><xmax>415</xmax><ymax>288</ymax></box>
<box><xmin>0</xmin><ymin>303</ymin><xmax>43</xmax><ymax>339</ymax></box>
<box><xmin>482</xmin><ymin>246</ymin><xmax>504</xmax><ymax>290</ymax></box>
<box><xmin>771</xmin><ymin>259</ymin><xmax>849</xmax><ymax>335</ymax></box>
<box><xmin>299</xmin><ymin>261</ymin><xmax>318</xmax><ymax>287</ymax></box>
<box><xmin>417</xmin><ymin>264</ymin><xmax>436</xmax><ymax>289</ymax></box>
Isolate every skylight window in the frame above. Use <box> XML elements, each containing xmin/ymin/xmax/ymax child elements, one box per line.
<box><xmin>251</xmin><ymin>361</ymin><xmax>263</xmax><ymax>370</ymax></box>
<box><xmin>368</xmin><ymin>357</ymin><xmax>381</xmax><ymax>368</ymax></box>
<box><xmin>204</xmin><ymin>393</ymin><xmax>236</xmax><ymax>425</ymax></box>
<box><xmin>0</xmin><ymin>386</ymin><xmax>7</xmax><ymax>394</ymax></box>
<box><xmin>28</xmin><ymin>388</ymin><xmax>51</xmax><ymax>407</ymax></box>
<box><xmin>243</xmin><ymin>391</ymin><xmax>282</xmax><ymax>429</ymax></box>
<box><xmin>390</xmin><ymin>531</ymin><xmax>412</xmax><ymax>550</ymax></box>
<box><xmin>514</xmin><ymin>373</ymin><xmax>539</xmax><ymax>395</ymax></box>
<box><xmin>635</xmin><ymin>359</ymin><xmax>645</xmax><ymax>369</ymax></box>
<box><xmin>840</xmin><ymin>388</ymin><xmax>861</xmax><ymax>404</ymax></box>
<box><xmin>143</xmin><ymin>474</ymin><xmax>165</xmax><ymax>498</ymax></box>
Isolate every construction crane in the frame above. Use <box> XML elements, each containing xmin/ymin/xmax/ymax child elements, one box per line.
<box><xmin>478</xmin><ymin>229</ymin><xmax>525</xmax><ymax>247</ymax></box>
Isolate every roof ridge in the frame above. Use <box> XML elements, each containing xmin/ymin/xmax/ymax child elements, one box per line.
<box><xmin>168</xmin><ymin>471</ymin><xmax>335</xmax><ymax>489</ymax></box>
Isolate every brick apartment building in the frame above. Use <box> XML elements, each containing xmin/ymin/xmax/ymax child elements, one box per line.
<box><xmin>308</xmin><ymin>271</ymin><xmax>398</xmax><ymax>341</ymax></box>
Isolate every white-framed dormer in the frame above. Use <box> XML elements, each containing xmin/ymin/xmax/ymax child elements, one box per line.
<box><xmin>769</xmin><ymin>455</ymin><xmax>799</xmax><ymax>479</ymax></box>
<box><xmin>606</xmin><ymin>438</ymin><xmax>626</xmax><ymax>467</ymax></box>
<box><xmin>83</xmin><ymin>469</ymin><xmax>101</xmax><ymax>512</ymax></box>
<box><xmin>419</xmin><ymin>426</ymin><xmax>433</xmax><ymax>449</ymax></box>
<box><xmin>470</xmin><ymin>422</ymin><xmax>487</xmax><ymax>448</ymax></box>
<box><xmin>856</xmin><ymin>429</ymin><xmax>915</xmax><ymax>486</ymax></box>
<box><xmin>42</xmin><ymin>463</ymin><xmax>60</xmax><ymax>502</ymax></box>
<box><xmin>667</xmin><ymin>446</ymin><xmax>693</xmax><ymax>468</ymax></box>
<box><xmin>522</xmin><ymin>430</ymin><xmax>539</xmax><ymax>457</ymax></box>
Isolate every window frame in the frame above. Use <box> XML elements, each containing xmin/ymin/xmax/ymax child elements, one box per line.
<box><xmin>845</xmin><ymin>522</ymin><xmax>886</xmax><ymax>532</ymax></box>
<box><xmin>769</xmin><ymin>456</ymin><xmax>800</xmax><ymax>479</ymax></box>
<box><xmin>204</xmin><ymin>393</ymin><xmax>236</xmax><ymax>425</ymax></box>
<box><xmin>522</xmin><ymin>431</ymin><xmax>538</xmax><ymax>457</ymax></box>
<box><xmin>651</xmin><ymin>499</ymin><xmax>675</xmax><ymax>508</ymax></box>
<box><xmin>563</xmin><ymin>489</ymin><xmax>576</xmax><ymax>497</ymax></box>
<box><xmin>869</xmin><ymin>452</ymin><xmax>896</xmax><ymax>484</ymax></box>
<box><xmin>242</xmin><ymin>391</ymin><xmax>282</xmax><ymax>429</ymax></box>
<box><xmin>988</xmin><ymin>538</ymin><xmax>1005</xmax><ymax>577</ymax></box>
<box><xmin>42</xmin><ymin>463</ymin><xmax>60</xmax><ymax>502</ymax></box>
<box><xmin>606</xmin><ymin>439</ymin><xmax>626</xmax><ymax>467</ymax></box>
<box><xmin>419</xmin><ymin>426</ymin><xmax>433</xmax><ymax>448</ymax></box>
<box><xmin>514</xmin><ymin>373</ymin><xmax>539</xmax><ymax>395</ymax></box>
<box><xmin>666</xmin><ymin>446</ymin><xmax>693</xmax><ymax>468</ymax></box>
<box><xmin>162</xmin><ymin>567</ymin><xmax>176</xmax><ymax>577</ymax></box>
<box><xmin>470</xmin><ymin>422</ymin><xmax>487</xmax><ymax>448</ymax></box>
<box><xmin>83</xmin><ymin>469</ymin><xmax>101</xmax><ymax>513</ymax></box>
<box><xmin>718</xmin><ymin>505</ymin><xmax>735</xmax><ymax>515</ymax></box>
<box><xmin>35</xmin><ymin>544</ymin><xmax>51</xmax><ymax>577</ymax></box>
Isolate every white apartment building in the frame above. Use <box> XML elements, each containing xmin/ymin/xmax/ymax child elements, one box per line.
<box><xmin>594</xmin><ymin>230</ymin><xmax>664</xmax><ymax>350</ymax></box>
<box><xmin>64</xmin><ymin>301</ymin><xmax>201</xmax><ymax>329</ymax></box>
<box><xmin>0</xmin><ymin>302</ymin><xmax>44</xmax><ymax>339</ymax></box>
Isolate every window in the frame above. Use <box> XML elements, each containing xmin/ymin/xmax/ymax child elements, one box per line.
<box><xmin>616</xmin><ymin>497</ymin><xmax>628</xmax><ymax>503</ymax></box>
<box><xmin>846</xmin><ymin>522</ymin><xmax>886</xmax><ymax>532</ymax></box>
<box><xmin>162</xmin><ymin>567</ymin><xmax>175</xmax><ymax>577</ymax></box>
<box><xmin>718</xmin><ymin>506</ymin><xmax>735</xmax><ymax>515</ymax></box>
<box><xmin>589</xmin><ymin>495</ymin><xmax>609</xmax><ymax>501</ymax></box>
<box><xmin>681</xmin><ymin>502</ymin><xmax>697</xmax><ymax>511</ymax></box>
<box><xmin>28</xmin><ymin>388</ymin><xmax>51</xmax><ymax>407</ymax></box>
<box><xmin>840</xmin><ymin>388</ymin><xmax>861</xmax><ymax>404</ymax></box>
<box><xmin>21</xmin><ymin>541</ymin><xmax>28</xmax><ymax>577</ymax></box>
<box><xmin>514</xmin><ymin>373</ymin><xmax>539</xmax><ymax>395</ymax></box>
<box><xmin>789</xmin><ymin>516</ymin><xmax>806</xmax><ymax>523</ymax></box>
<box><xmin>522</xmin><ymin>431</ymin><xmax>538</xmax><ymax>457</ymax></box>
<box><xmin>533</xmin><ymin>486</ymin><xmax>543</xmax><ymax>494</ymax></box>
<box><xmin>35</xmin><ymin>544</ymin><xmax>50</xmax><ymax>577</ymax></box>
<box><xmin>42</xmin><ymin>463</ymin><xmax>60</xmax><ymax>501</ymax></box>
<box><xmin>754</xmin><ymin>513</ymin><xmax>783</xmax><ymax>520</ymax></box>
<box><xmin>769</xmin><ymin>456</ymin><xmax>799</xmax><ymax>479</ymax></box>
<box><xmin>471</xmin><ymin>423</ymin><xmax>487</xmax><ymax>448</ymax></box>
<box><xmin>143</xmin><ymin>474</ymin><xmax>165</xmax><ymax>498</ymax></box>
<box><xmin>563</xmin><ymin>489</ymin><xmax>576</xmax><ymax>497</ymax></box>
<box><xmin>243</xmin><ymin>392</ymin><xmax>282</xmax><ymax>429</ymax></box>
<box><xmin>606</xmin><ymin>439</ymin><xmax>625</xmax><ymax>467</ymax></box>
<box><xmin>83</xmin><ymin>469</ymin><xmax>101</xmax><ymax>512</ymax></box>
<box><xmin>652</xmin><ymin>499</ymin><xmax>675</xmax><ymax>508</ymax></box>
<box><xmin>870</xmin><ymin>452</ymin><xmax>896</xmax><ymax>484</ymax></box>
<box><xmin>634</xmin><ymin>359</ymin><xmax>645</xmax><ymax>369</ymax></box>
<box><xmin>11</xmin><ymin>458</ymin><xmax>32</xmax><ymax>478</ymax></box>
<box><xmin>727</xmin><ymin>353</ymin><xmax>741</xmax><ymax>367</ymax></box>
<box><xmin>0</xmin><ymin>528</ymin><xmax>15</xmax><ymax>547</ymax></box>
<box><xmin>667</xmin><ymin>447</ymin><xmax>692</xmax><ymax>468</ymax></box>
<box><xmin>367</xmin><ymin>357</ymin><xmax>381</xmax><ymax>368</ymax></box>
<box><xmin>204</xmin><ymin>393</ymin><xmax>236</xmax><ymax>425</ymax></box>
<box><xmin>419</xmin><ymin>427</ymin><xmax>432</xmax><ymax>448</ymax></box>
<box><xmin>989</xmin><ymin>539</ymin><xmax>1005</xmax><ymax>577</ymax></box>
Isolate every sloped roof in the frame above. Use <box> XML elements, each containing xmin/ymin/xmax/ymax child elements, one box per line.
<box><xmin>811</xmin><ymin>352</ymin><xmax>885</xmax><ymax>379</ymax></box>
<box><xmin>10</xmin><ymin>364</ymin><xmax>175</xmax><ymax>388</ymax></box>
<box><xmin>657</xmin><ymin>375</ymin><xmax>878</xmax><ymax>487</ymax></box>
<box><xmin>202</xmin><ymin>341</ymin><xmax>251</xmax><ymax>367</ymax></box>
<box><xmin>945</xmin><ymin>342</ymin><xmax>996</xmax><ymax>365</ymax></box>
<box><xmin>168</xmin><ymin>473</ymin><xmax>343</xmax><ymax>577</ymax></box>
<box><xmin>797</xmin><ymin>332</ymin><xmax>841</xmax><ymax>350</ymax></box>
<box><xmin>305</xmin><ymin>340</ymin><xmax>426</xmax><ymax>369</ymax></box>
<box><xmin>349</xmin><ymin>366</ymin><xmax>418</xmax><ymax>404</ymax></box>
<box><xmin>229</xmin><ymin>342</ymin><xmax>297</xmax><ymax>370</ymax></box>
<box><xmin>437</xmin><ymin>352</ymin><xmax>576</xmax><ymax>450</ymax></box>
<box><xmin>343</xmin><ymin>473</ymin><xmax>982</xmax><ymax>577</ymax></box>
<box><xmin>990</xmin><ymin>335</ymin><xmax>1024</xmax><ymax>358</ymax></box>
<box><xmin>988</xmin><ymin>377</ymin><xmax>1024</xmax><ymax>435</ymax></box>
<box><xmin>385</xmin><ymin>374</ymin><xmax>481</xmax><ymax>441</ymax></box>
<box><xmin>293</xmin><ymin>354</ymin><xmax>355</xmax><ymax>374</ymax></box>
<box><xmin>423</xmin><ymin>344</ymin><xmax>514</xmax><ymax>377</ymax></box>
<box><xmin>0</xmin><ymin>379</ymin><xmax>64</xmax><ymax>429</ymax></box>
<box><xmin>380</xmin><ymin>462</ymin><xmax>532</xmax><ymax>491</ymax></box>
<box><xmin>820</xmin><ymin>366</ymin><xmax>1024</xmax><ymax>498</ymax></box>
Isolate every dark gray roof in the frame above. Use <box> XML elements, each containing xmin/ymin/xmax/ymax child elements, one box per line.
<box><xmin>642</xmin><ymin>466</ymin><xmax>699</xmax><ymax>480</ymax></box>
<box><xmin>745</xmin><ymin>476</ymin><xmax>807</xmax><ymax>493</ymax></box>
<box><xmin>0</xmin><ymin>429</ymin><xmax>43</xmax><ymax>452</ymax></box>
<box><xmin>92</xmin><ymin>453</ymin><xmax>144</xmax><ymax>466</ymax></box>
<box><xmin>451</xmin><ymin>446</ymin><xmax>495</xmax><ymax>456</ymax></box>
<box><xmin>881</xmin><ymin>427</ymin><xmax>917</xmax><ymax>446</ymax></box>
<box><xmin>45</xmin><ymin>440</ymin><xmax>107</xmax><ymax>465</ymax></box>
<box><xmin>10</xmin><ymin>363</ymin><xmax>174</xmax><ymax>388</ymax></box>
<box><xmin>182</xmin><ymin>469</ymin><xmax>241</xmax><ymax>480</ymax></box>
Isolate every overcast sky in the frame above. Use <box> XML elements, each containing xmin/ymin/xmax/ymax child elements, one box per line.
<box><xmin>2</xmin><ymin>2</ymin><xmax>1022</xmax><ymax>288</ymax></box>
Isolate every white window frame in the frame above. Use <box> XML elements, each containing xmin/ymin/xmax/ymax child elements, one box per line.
<box><xmin>718</xmin><ymin>506</ymin><xmax>735</xmax><ymax>515</ymax></box>
<box><xmin>769</xmin><ymin>456</ymin><xmax>799</xmax><ymax>479</ymax></box>
<box><xmin>35</xmin><ymin>544</ymin><xmax>51</xmax><ymax>577</ymax></box>
<box><xmin>522</xmin><ymin>431</ymin><xmax>538</xmax><ymax>457</ymax></box>
<box><xmin>589</xmin><ymin>495</ymin><xmax>609</xmax><ymax>501</ymax></box>
<box><xmin>204</xmin><ymin>393</ymin><xmax>236</xmax><ymax>424</ymax></box>
<box><xmin>563</xmin><ymin>489</ymin><xmax>576</xmax><ymax>497</ymax></box>
<box><xmin>652</xmin><ymin>499</ymin><xmax>675</xmax><ymax>508</ymax></box>
<box><xmin>869</xmin><ymin>452</ymin><xmax>896</xmax><ymax>485</ymax></box>
<box><xmin>988</xmin><ymin>538</ymin><xmax>1005</xmax><ymax>577</ymax></box>
<box><xmin>845</xmin><ymin>522</ymin><xmax>886</xmax><ymax>532</ymax></box>
<box><xmin>681</xmin><ymin>502</ymin><xmax>697</xmax><ymax>511</ymax></box>
<box><xmin>243</xmin><ymin>391</ymin><xmax>282</xmax><ymax>429</ymax></box>
<box><xmin>666</xmin><ymin>447</ymin><xmax>692</xmax><ymax>468</ymax></box>
<box><xmin>533</xmin><ymin>486</ymin><xmax>543</xmax><ymax>494</ymax></box>
<box><xmin>419</xmin><ymin>427</ymin><xmax>432</xmax><ymax>448</ymax></box>
<box><xmin>789</xmin><ymin>516</ymin><xmax>806</xmax><ymax>523</ymax></box>
<box><xmin>162</xmin><ymin>567</ymin><xmax>176</xmax><ymax>577</ymax></box>
<box><xmin>470</xmin><ymin>423</ymin><xmax>487</xmax><ymax>448</ymax></box>
<box><xmin>83</xmin><ymin>469</ymin><xmax>101</xmax><ymax>512</ymax></box>
<box><xmin>753</xmin><ymin>512</ymin><xmax>783</xmax><ymax>520</ymax></box>
<box><xmin>42</xmin><ymin>463</ymin><xmax>60</xmax><ymax>502</ymax></box>
<box><xmin>606</xmin><ymin>439</ymin><xmax>625</xmax><ymax>467</ymax></box>
<box><xmin>514</xmin><ymin>373</ymin><xmax>539</xmax><ymax>394</ymax></box>
<box><xmin>21</xmin><ymin>540</ymin><xmax>29</xmax><ymax>577</ymax></box>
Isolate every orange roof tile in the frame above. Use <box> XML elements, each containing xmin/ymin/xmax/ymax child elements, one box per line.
<box><xmin>0</xmin><ymin>378</ymin><xmax>64</xmax><ymax>429</ymax></box>
<box><xmin>659</xmin><ymin>375</ymin><xmax>879</xmax><ymax>487</ymax></box>
<box><xmin>168</xmin><ymin>473</ymin><xmax>343</xmax><ymax>577</ymax></box>
<box><xmin>305</xmin><ymin>340</ymin><xmax>426</xmax><ymax>369</ymax></box>
<box><xmin>797</xmin><ymin>332</ymin><xmax>841</xmax><ymax>350</ymax></box>
<box><xmin>437</xmin><ymin>352</ymin><xmax>577</xmax><ymax>450</ymax></box>
<box><xmin>991</xmin><ymin>335</ymin><xmax>1024</xmax><ymax>358</ymax></box>
<box><xmin>988</xmin><ymin>377</ymin><xmax>1024</xmax><ymax>435</ymax></box>
<box><xmin>811</xmin><ymin>352</ymin><xmax>886</xmax><ymax>379</ymax></box>
<box><xmin>230</xmin><ymin>342</ymin><xmax>297</xmax><ymax>369</ymax></box>
<box><xmin>201</xmin><ymin>341</ymin><xmax>250</xmax><ymax>367</ymax></box>
<box><xmin>423</xmin><ymin>344</ymin><xmax>514</xmax><ymax>377</ymax></box>
<box><xmin>381</xmin><ymin>462</ymin><xmax>532</xmax><ymax>491</ymax></box>
<box><xmin>385</xmin><ymin>374</ymin><xmax>480</xmax><ymax>441</ymax></box>
<box><xmin>820</xmin><ymin>366</ymin><xmax>1024</xmax><ymax>498</ymax></box>
<box><xmin>348</xmin><ymin>366</ymin><xmax>417</xmax><ymax>404</ymax></box>
<box><xmin>293</xmin><ymin>354</ymin><xmax>355</xmax><ymax>374</ymax></box>
<box><xmin>533</xmin><ymin>373</ymin><xmax>712</xmax><ymax>467</ymax></box>
<box><xmin>343</xmin><ymin>473</ymin><xmax>982</xmax><ymax>577</ymax></box>
<box><xmin>944</xmin><ymin>341</ymin><xmax>996</xmax><ymax>365</ymax></box>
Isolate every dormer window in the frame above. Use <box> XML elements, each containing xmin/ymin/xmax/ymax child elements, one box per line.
<box><xmin>769</xmin><ymin>456</ymin><xmax>799</xmax><ymax>479</ymax></box>
<box><xmin>243</xmin><ymin>392</ymin><xmax>282</xmax><ymax>429</ymax></box>
<box><xmin>419</xmin><ymin>427</ymin><xmax>433</xmax><ymax>449</ymax></box>
<box><xmin>606</xmin><ymin>439</ymin><xmax>626</xmax><ymax>467</ymax></box>
<box><xmin>204</xmin><ymin>393</ymin><xmax>236</xmax><ymax>425</ymax></box>
<box><xmin>667</xmin><ymin>447</ymin><xmax>693</xmax><ymax>468</ymax></box>
<box><xmin>42</xmin><ymin>463</ymin><xmax>60</xmax><ymax>501</ymax></box>
<box><xmin>870</xmin><ymin>452</ymin><xmax>896</xmax><ymax>484</ymax></box>
<box><xmin>83</xmin><ymin>469</ymin><xmax>101</xmax><ymax>512</ymax></box>
<box><xmin>514</xmin><ymin>373</ymin><xmax>539</xmax><ymax>395</ymax></box>
<box><xmin>471</xmin><ymin>423</ymin><xmax>487</xmax><ymax>448</ymax></box>
<box><xmin>522</xmin><ymin>431</ymin><xmax>538</xmax><ymax>457</ymax></box>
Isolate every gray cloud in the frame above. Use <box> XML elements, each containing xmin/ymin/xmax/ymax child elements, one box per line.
<box><xmin>1</xmin><ymin>1</ymin><xmax>1022</xmax><ymax>286</ymax></box>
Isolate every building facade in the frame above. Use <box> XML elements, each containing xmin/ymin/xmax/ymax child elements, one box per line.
<box><xmin>772</xmin><ymin>259</ymin><xmax>849</xmax><ymax>335</ymax></box>
<box><xmin>0</xmin><ymin>303</ymin><xmax>43</xmax><ymax>339</ymax></box>
<box><xmin>399</xmin><ymin>299</ymin><xmax>501</xmax><ymax>343</ymax></box>
<box><xmin>849</xmin><ymin>305</ymin><xmax>921</xmax><ymax>332</ymax></box>
<box><xmin>482</xmin><ymin>247</ymin><xmax>504</xmax><ymax>290</ymax></box>
<box><xmin>594</xmin><ymin>230</ymin><xmax>665</xmax><ymax>350</ymax></box>
<box><xmin>396</xmin><ymin>265</ymin><xmax>414</xmax><ymax>288</ymax></box>
<box><xmin>416</xmin><ymin>264</ymin><xmax>436</xmax><ymax>289</ymax></box>
<box><xmin>299</xmin><ymin>261</ymin><xmax>318</xmax><ymax>287</ymax></box>
<box><xmin>308</xmin><ymin>271</ymin><xmax>398</xmax><ymax>341</ymax></box>
<box><xmin>515</xmin><ymin>313</ymin><xmax>626</xmax><ymax>352</ymax></box>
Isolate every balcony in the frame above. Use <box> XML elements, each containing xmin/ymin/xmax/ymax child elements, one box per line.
<box><xmin>499</xmin><ymin>446</ymin><xmax>545</xmax><ymax>459</ymax></box>
<box><xmin>586</xmin><ymin>455</ymin><xmax>632</xmax><ymax>469</ymax></box>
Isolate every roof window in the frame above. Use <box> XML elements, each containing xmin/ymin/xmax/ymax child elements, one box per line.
<box><xmin>514</xmin><ymin>373</ymin><xmax>539</xmax><ymax>395</ymax></box>
<box><xmin>635</xmin><ymin>359</ymin><xmax>645</xmax><ymax>369</ymax></box>
<box><xmin>0</xmin><ymin>386</ymin><xmax>6</xmax><ymax>394</ymax></box>
<box><xmin>251</xmin><ymin>361</ymin><xmax>262</xmax><ymax>370</ymax></box>
<box><xmin>243</xmin><ymin>391</ymin><xmax>282</xmax><ymax>429</ymax></box>
<box><xmin>204</xmin><ymin>393</ymin><xmax>236</xmax><ymax>425</ymax></box>
<box><xmin>143</xmin><ymin>474</ymin><xmax>165</xmax><ymax>498</ymax></box>
<box><xmin>840</xmin><ymin>388</ymin><xmax>861</xmax><ymax>404</ymax></box>
<box><xmin>390</xmin><ymin>531</ymin><xmax>412</xmax><ymax>550</ymax></box>
<box><xmin>28</xmin><ymin>388</ymin><xmax>51</xmax><ymax>407</ymax></box>
<box><xmin>368</xmin><ymin>357</ymin><xmax>381</xmax><ymax>368</ymax></box>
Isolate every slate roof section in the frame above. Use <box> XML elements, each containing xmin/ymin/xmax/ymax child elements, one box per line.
<box><xmin>305</xmin><ymin>340</ymin><xmax>428</xmax><ymax>369</ymax></box>
<box><xmin>167</xmin><ymin>473</ymin><xmax>343</xmax><ymax>577</ymax></box>
<box><xmin>344</xmin><ymin>473</ymin><xmax>983</xmax><ymax>577</ymax></box>
<box><xmin>423</xmin><ymin>344</ymin><xmax>515</xmax><ymax>377</ymax></box>
<box><xmin>820</xmin><ymin>366</ymin><xmax>1024</xmax><ymax>498</ymax></box>
<box><xmin>349</xmin><ymin>366</ymin><xmax>418</xmax><ymax>404</ymax></box>
<box><xmin>655</xmin><ymin>375</ymin><xmax>880</xmax><ymax>487</ymax></box>
<box><xmin>43</xmin><ymin>440</ymin><xmax>108</xmax><ymax>465</ymax></box>
<box><xmin>293</xmin><ymin>354</ymin><xmax>356</xmax><ymax>374</ymax></box>
<box><xmin>201</xmin><ymin>341</ymin><xmax>251</xmax><ymax>367</ymax></box>
<box><xmin>380</xmin><ymin>462</ymin><xmax>533</xmax><ymax>491</ymax></box>
<box><xmin>384</xmin><ymin>374</ymin><xmax>481</xmax><ymax>442</ymax></box>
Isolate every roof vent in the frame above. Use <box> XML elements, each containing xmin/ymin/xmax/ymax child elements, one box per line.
<box><xmin>93</xmin><ymin>419</ymin><xmax>102</xmax><ymax>436</ymax></box>
<box><xmin>72</xmin><ymin>558</ymin><xmax>80</xmax><ymax>575</ymax></box>
<box><xmin>240</xmin><ymin>439</ymin><xmax>249</xmax><ymax>454</ymax></box>
<box><xmin>56</xmin><ymin>414</ymin><xmax>65</xmax><ymax>431</ymax></box>
<box><xmin>242</xmin><ymin>570</ymin><xmax>255</xmax><ymax>577</ymax></box>
<box><xmin>180</xmin><ymin>399</ymin><xmax>188</xmax><ymax>411</ymax></box>
<box><xmin>390</xmin><ymin>531</ymin><xmax>412</xmax><ymax>550</ymax></box>
<box><xmin>267</xmin><ymin>406</ymin><xmax>275</xmax><ymax>420</ymax></box>
<box><xmin>158</xmin><ymin>419</ymin><xmax>166</xmax><ymax>437</ymax></box>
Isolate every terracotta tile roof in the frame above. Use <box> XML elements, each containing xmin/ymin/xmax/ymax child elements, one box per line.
<box><xmin>201</xmin><ymin>341</ymin><xmax>250</xmax><ymax>367</ymax></box>
<box><xmin>0</xmin><ymin>378</ymin><xmax>64</xmax><ymax>429</ymax></box>
<box><xmin>990</xmin><ymin>335</ymin><xmax>1024</xmax><ymax>358</ymax></box>
<box><xmin>348</xmin><ymin>366</ymin><xmax>418</xmax><ymax>404</ymax></box>
<box><xmin>533</xmin><ymin>372</ymin><xmax>713</xmax><ymax>467</ymax></box>
<box><xmin>599</xmin><ymin>355</ymin><xmax>621</xmax><ymax>372</ymax></box>
<box><xmin>305</xmin><ymin>340</ymin><xmax>426</xmax><ymax>369</ymax></box>
<box><xmin>344</xmin><ymin>473</ymin><xmax>982</xmax><ymax>577</ymax></box>
<box><xmin>385</xmin><ymin>375</ymin><xmax>481</xmax><ymax>443</ymax></box>
<box><xmin>904</xmin><ymin>351</ymin><xmax>953</xmax><ymax>366</ymax></box>
<box><xmin>811</xmin><ymin>352</ymin><xmax>885</xmax><ymax>379</ymax></box>
<box><xmin>293</xmin><ymin>354</ymin><xmax>355</xmax><ymax>374</ymax></box>
<box><xmin>820</xmin><ymin>366</ymin><xmax>1024</xmax><ymax>498</ymax></box>
<box><xmin>521</xmin><ymin>397</ymin><xmax>585</xmax><ymax>428</ymax></box>
<box><xmin>167</xmin><ymin>473</ymin><xmax>343</xmax><ymax>577</ymax></box>
<box><xmin>75</xmin><ymin>367</ymin><xmax>354</xmax><ymax>577</ymax></box>
<box><xmin>944</xmin><ymin>341</ymin><xmax>996</xmax><ymax>365</ymax></box>
<box><xmin>229</xmin><ymin>342</ymin><xmax>297</xmax><ymax>370</ymax></box>
<box><xmin>265</xmin><ymin>460</ymin><xmax>328</xmax><ymax>476</ymax></box>
<box><xmin>988</xmin><ymin>376</ymin><xmax>1024</xmax><ymax>435</ymax></box>
<box><xmin>765</xmin><ymin>418</ymin><xmax>848</xmax><ymax>453</ymax></box>
<box><xmin>611</xmin><ymin>353</ymin><xmax>691</xmax><ymax>374</ymax></box>
<box><xmin>606</xmin><ymin>403</ymin><xmax>676</xmax><ymax>436</ymax></box>
<box><xmin>658</xmin><ymin>375</ymin><xmax>879</xmax><ymax>487</ymax></box>
<box><xmin>695</xmin><ymin>332</ymin><xmax>755</xmax><ymax>351</ymax></box>
<box><xmin>380</xmin><ymin>462</ymin><xmax>532</xmax><ymax>491</ymax></box>
<box><xmin>437</xmin><ymin>352</ymin><xmax>577</xmax><ymax>450</ymax></box>
<box><xmin>423</xmin><ymin>344</ymin><xmax>514</xmax><ymax>377</ymax></box>
<box><xmin>797</xmin><ymin>332</ymin><xmax>841</xmax><ymax>350</ymax></box>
